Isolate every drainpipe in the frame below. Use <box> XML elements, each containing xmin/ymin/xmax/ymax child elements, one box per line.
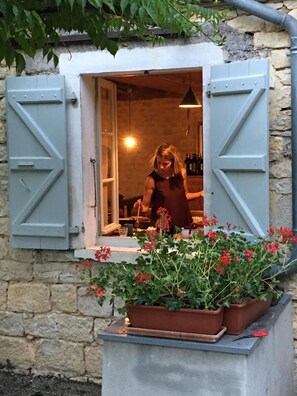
<box><xmin>223</xmin><ymin>0</ymin><xmax>297</xmax><ymax>275</ymax></box>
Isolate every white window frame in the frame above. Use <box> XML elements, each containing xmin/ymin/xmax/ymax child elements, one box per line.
<box><xmin>59</xmin><ymin>42</ymin><xmax>224</xmax><ymax>259</ymax></box>
<box><xmin>97</xmin><ymin>78</ymin><xmax>119</xmax><ymax>235</ymax></box>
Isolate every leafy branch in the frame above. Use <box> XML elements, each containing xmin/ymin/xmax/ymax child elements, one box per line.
<box><xmin>0</xmin><ymin>0</ymin><xmax>226</xmax><ymax>72</ymax></box>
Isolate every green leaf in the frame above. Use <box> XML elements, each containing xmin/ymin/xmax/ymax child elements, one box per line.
<box><xmin>120</xmin><ymin>0</ymin><xmax>129</xmax><ymax>13</ymax></box>
<box><xmin>88</xmin><ymin>0</ymin><xmax>103</xmax><ymax>7</ymax></box>
<box><xmin>15</xmin><ymin>52</ymin><xmax>26</xmax><ymax>73</ymax></box>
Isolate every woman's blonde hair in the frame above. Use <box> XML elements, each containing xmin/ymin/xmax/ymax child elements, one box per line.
<box><xmin>150</xmin><ymin>143</ymin><xmax>183</xmax><ymax>175</ymax></box>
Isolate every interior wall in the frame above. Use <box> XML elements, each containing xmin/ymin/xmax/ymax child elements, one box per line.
<box><xmin>117</xmin><ymin>96</ymin><xmax>202</xmax><ymax>198</ymax></box>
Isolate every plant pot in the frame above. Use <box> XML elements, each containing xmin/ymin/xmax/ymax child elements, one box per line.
<box><xmin>126</xmin><ymin>304</ymin><xmax>224</xmax><ymax>335</ymax></box>
<box><xmin>223</xmin><ymin>298</ymin><xmax>272</xmax><ymax>335</ymax></box>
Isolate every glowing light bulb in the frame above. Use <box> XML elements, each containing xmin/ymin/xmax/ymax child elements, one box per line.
<box><xmin>124</xmin><ymin>136</ymin><xmax>136</xmax><ymax>149</ymax></box>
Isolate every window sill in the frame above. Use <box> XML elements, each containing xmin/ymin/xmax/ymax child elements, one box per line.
<box><xmin>75</xmin><ymin>236</ymin><xmax>142</xmax><ymax>263</ymax></box>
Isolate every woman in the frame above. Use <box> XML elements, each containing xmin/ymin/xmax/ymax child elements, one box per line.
<box><xmin>134</xmin><ymin>143</ymin><xmax>204</xmax><ymax>231</ymax></box>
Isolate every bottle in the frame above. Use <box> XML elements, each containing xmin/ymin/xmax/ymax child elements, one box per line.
<box><xmin>196</xmin><ymin>155</ymin><xmax>202</xmax><ymax>175</ymax></box>
<box><xmin>184</xmin><ymin>153</ymin><xmax>191</xmax><ymax>175</ymax></box>
<box><xmin>191</xmin><ymin>153</ymin><xmax>198</xmax><ymax>175</ymax></box>
<box><xmin>199</xmin><ymin>154</ymin><xmax>203</xmax><ymax>176</ymax></box>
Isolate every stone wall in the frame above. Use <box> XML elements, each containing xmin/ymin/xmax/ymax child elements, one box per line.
<box><xmin>1</xmin><ymin>0</ymin><xmax>297</xmax><ymax>385</ymax></box>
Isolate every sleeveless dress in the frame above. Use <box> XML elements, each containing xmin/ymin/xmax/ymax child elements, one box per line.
<box><xmin>149</xmin><ymin>171</ymin><xmax>192</xmax><ymax>230</ymax></box>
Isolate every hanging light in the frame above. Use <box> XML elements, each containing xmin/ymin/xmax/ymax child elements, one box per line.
<box><xmin>179</xmin><ymin>74</ymin><xmax>202</xmax><ymax>108</ymax></box>
<box><xmin>123</xmin><ymin>88</ymin><xmax>137</xmax><ymax>149</ymax></box>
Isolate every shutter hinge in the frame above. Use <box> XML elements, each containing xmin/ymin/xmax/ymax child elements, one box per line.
<box><xmin>206</xmin><ymin>84</ymin><xmax>211</xmax><ymax>98</ymax></box>
<box><xmin>66</xmin><ymin>92</ymin><xmax>77</xmax><ymax>104</ymax></box>
<box><xmin>69</xmin><ymin>226</ymin><xmax>79</xmax><ymax>235</ymax></box>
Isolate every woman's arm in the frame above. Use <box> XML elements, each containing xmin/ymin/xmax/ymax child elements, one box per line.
<box><xmin>182</xmin><ymin>168</ymin><xmax>204</xmax><ymax>201</ymax></box>
<box><xmin>133</xmin><ymin>176</ymin><xmax>155</xmax><ymax>214</ymax></box>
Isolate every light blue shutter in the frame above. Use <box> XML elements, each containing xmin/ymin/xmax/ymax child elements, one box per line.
<box><xmin>6</xmin><ymin>75</ymin><xmax>69</xmax><ymax>249</ymax></box>
<box><xmin>209</xmin><ymin>58</ymin><xmax>270</xmax><ymax>238</ymax></box>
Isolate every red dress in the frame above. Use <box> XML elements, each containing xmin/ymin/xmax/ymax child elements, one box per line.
<box><xmin>149</xmin><ymin>171</ymin><xmax>192</xmax><ymax>229</ymax></box>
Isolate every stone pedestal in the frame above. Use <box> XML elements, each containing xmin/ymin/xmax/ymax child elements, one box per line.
<box><xmin>98</xmin><ymin>294</ymin><xmax>295</xmax><ymax>396</ymax></box>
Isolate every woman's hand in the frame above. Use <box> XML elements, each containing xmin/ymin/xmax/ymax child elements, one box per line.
<box><xmin>133</xmin><ymin>199</ymin><xmax>142</xmax><ymax>210</ymax></box>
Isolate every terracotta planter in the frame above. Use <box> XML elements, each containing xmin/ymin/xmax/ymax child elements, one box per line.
<box><xmin>223</xmin><ymin>298</ymin><xmax>272</xmax><ymax>335</ymax></box>
<box><xmin>126</xmin><ymin>304</ymin><xmax>224</xmax><ymax>335</ymax></box>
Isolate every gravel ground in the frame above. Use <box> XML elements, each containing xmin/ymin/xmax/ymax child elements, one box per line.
<box><xmin>0</xmin><ymin>371</ymin><xmax>102</xmax><ymax>396</ymax></box>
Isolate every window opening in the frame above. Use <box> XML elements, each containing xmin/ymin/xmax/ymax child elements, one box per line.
<box><xmin>97</xmin><ymin>70</ymin><xmax>204</xmax><ymax>239</ymax></box>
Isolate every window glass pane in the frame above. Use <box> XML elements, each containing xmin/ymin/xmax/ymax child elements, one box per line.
<box><xmin>102</xmin><ymin>134</ymin><xmax>113</xmax><ymax>180</ymax></box>
<box><xmin>102</xmin><ymin>181</ymin><xmax>115</xmax><ymax>227</ymax></box>
<box><xmin>100</xmin><ymin>87</ymin><xmax>112</xmax><ymax>132</ymax></box>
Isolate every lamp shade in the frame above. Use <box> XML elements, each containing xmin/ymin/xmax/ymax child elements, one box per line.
<box><xmin>179</xmin><ymin>87</ymin><xmax>202</xmax><ymax>108</ymax></box>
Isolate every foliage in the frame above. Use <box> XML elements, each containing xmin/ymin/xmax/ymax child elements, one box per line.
<box><xmin>0</xmin><ymin>0</ymin><xmax>227</xmax><ymax>72</ymax></box>
<box><xmin>77</xmin><ymin>208</ymin><xmax>296</xmax><ymax>314</ymax></box>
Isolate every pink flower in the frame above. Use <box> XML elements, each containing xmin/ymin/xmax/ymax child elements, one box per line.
<box><xmin>94</xmin><ymin>287</ymin><xmax>104</xmax><ymax>297</ymax></box>
<box><xmin>201</xmin><ymin>214</ymin><xmax>218</xmax><ymax>227</ymax></box>
<box><xmin>265</xmin><ymin>243</ymin><xmax>279</xmax><ymax>253</ymax></box>
<box><xmin>244</xmin><ymin>249</ymin><xmax>254</xmax><ymax>262</ymax></box>
<box><xmin>144</xmin><ymin>241</ymin><xmax>157</xmax><ymax>251</ymax></box>
<box><xmin>135</xmin><ymin>272</ymin><xmax>151</xmax><ymax>285</ymax></box>
<box><xmin>95</xmin><ymin>246</ymin><xmax>111</xmax><ymax>262</ymax></box>
<box><xmin>219</xmin><ymin>252</ymin><xmax>231</xmax><ymax>266</ymax></box>
<box><xmin>156</xmin><ymin>207</ymin><xmax>171</xmax><ymax>232</ymax></box>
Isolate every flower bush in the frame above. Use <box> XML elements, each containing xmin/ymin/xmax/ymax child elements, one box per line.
<box><xmin>77</xmin><ymin>208</ymin><xmax>297</xmax><ymax>313</ymax></box>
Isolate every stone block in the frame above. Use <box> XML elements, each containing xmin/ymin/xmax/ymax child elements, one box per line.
<box><xmin>0</xmin><ymin>237</ymin><xmax>8</xmax><ymax>259</ymax></box>
<box><xmin>26</xmin><ymin>313</ymin><xmax>93</xmax><ymax>342</ymax></box>
<box><xmin>227</xmin><ymin>15</ymin><xmax>266</xmax><ymax>33</ymax></box>
<box><xmin>278</xmin><ymin>86</ymin><xmax>291</xmax><ymax>109</ymax></box>
<box><xmin>0</xmin><ymin>335</ymin><xmax>35</xmax><ymax>369</ymax></box>
<box><xmin>0</xmin><ymin>66</ymin><xmax>16</xmax><ymax>78</ymax></box>
<box><xmin>275</xmin><ymin>68</ymin><xmax>291</xmax><ymax>85</ymax></box>
<box><xmin>36</xmin><ymin>339</ymin><xmax>85</xmax><ymax>377</ymax></box>
<box><xmin>78</xmin><ymin>289</ymin><xmax>113</xmax><ymax>317</ymax></box>
<box><xmin>271</xmin><ymin>49</ymin><xmax>290</xmax><ymax>69</ymax></box>
<box><xmin>0</xmin><ymin>260</ymin><xmax>32</xmax><ymax>281</ymax></box>
<box><xmin>270</xmin><ymin>109</ymin><xmax>291</xmax><ymax>131</ymax></box>
<box><xmin>0</xmin><ymin>97</ymin><xmax>6</xmax><ymax>122</ymax></box>
<box><xmin>0</xmin><ymin>123</ymin><xmax>6</xmax><ymax>144</ymax></box>
<box><xmin>270</xmin><ymin>158</ymin><xmax>292</xmax><ymax>178</ymax></box>
<box><xmin>0</xmin><ymin>218</ymin><xmax>9</xmax><ymax>236</ymax></box>
<box><xmin>52</xmin><ymin>284</ymin><xmax>77</xmax><ymax>313</ymax></box>
<box><xmin>285</xmin><ymin>1</ymin><xmax>297</xmax><ymax>9</ymax></box>
<box><xmin>0</xmin><ymin>145</ymin><xmax>6</xmax><ymax>162</ymax></box>
<box><xmin>254</xmin><ymin>32</ymin><xmax>290</xmax><ymax>49</ymax></box>
<box><xmin>8</xmin><ymin>283</ymin><xmax>50</xmax><ymax>312</ymax></box>
<box><xmin>85</xmin><ymin>345</ymin><xmax>102</xmax><ymax>378</ymax></box>
<box><xmin>33</xmin><ymin>262</ymin><xmax>80</xmax><ymax>283</ymax></box>
<box><xmin>0</xmin><ymin>312</ymin><xmax>24</xmax><ymax>336</ymax></box>
<box><xmin>288</xmin><ymin>9</ymin><xmax>297</xmax><ymax>18</ymax></box>
<box><xmin>0</xmin><ymin>80</ymin><xmax>4</xmax><ymax>97</ymax></box>
<box><xmin>269</xmin><ymin>178</ymin><xmax>292</xmax><ymax>194</ymax></box>
<box><xmin>269</xmin><ymin>136</ymin><xmax>284</xmax><ymax>161</ymax></box>
<box><xmin>94</xmin><ymin>318</ymin><xmax>113</xmax><ymax>344</ymax></box>
<box><xmin>7</xmin><ymin>247</ymin><xmax>33</xmax><ymax>263</ymax></box>
<box><xmin>0</xmin><ymin>281</ymin><xmax>7</xmax><ymax>309</ymax></box>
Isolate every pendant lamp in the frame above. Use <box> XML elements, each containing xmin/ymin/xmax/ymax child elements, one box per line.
<box><xmin>179</xmin><ymin>74</ymin><xmax>202</xmax><ymax>108</ymax></box>
<box><xmin>123</xmin><ymin>88</ymin><xmax>136</xmax><ymax>149</ymax></box>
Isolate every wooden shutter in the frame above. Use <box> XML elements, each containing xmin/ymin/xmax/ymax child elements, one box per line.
<box><xmin>209</xmin><ymin>59</ymin><xmax>270</xmax><ymax>238</ymax></box>
<box><xmin>6</xmin><ymin>75</ymin><xmax>69</xmax><ymax>249</ymax></box>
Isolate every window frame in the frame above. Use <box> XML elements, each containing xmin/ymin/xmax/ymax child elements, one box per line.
<box><xmin>58</xmin><ymin>42</ymin><xmax>224</xmax><ymax>252</ymax></box>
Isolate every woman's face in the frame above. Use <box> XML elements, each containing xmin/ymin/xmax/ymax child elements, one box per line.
<box><xmin>156</xmin><ymin>155</ymin><xmax>173</xmax><ymax>176</ymax></box>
